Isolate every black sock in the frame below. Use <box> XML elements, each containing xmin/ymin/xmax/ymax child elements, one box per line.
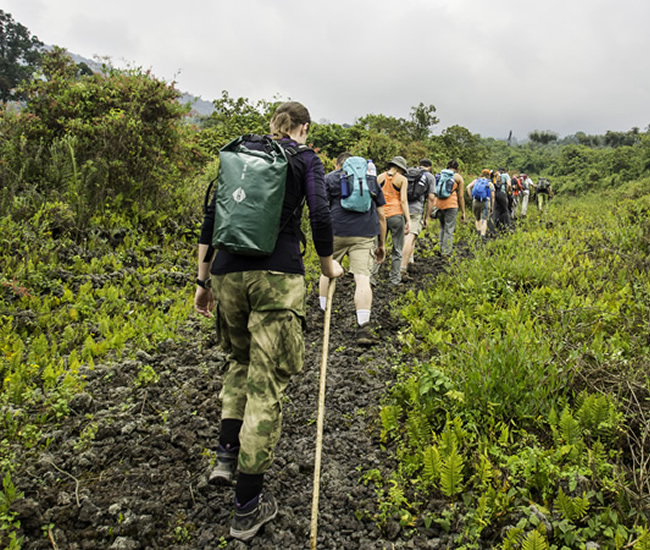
<box><xmin>235</xmin><ymin>472</ymin><xmax>264</xmax><ymax>507</ymax></box>
<box><xmin>219</xmin><ymin>418</ymin><xmax>243</xmax><ymax>450</ymax></box>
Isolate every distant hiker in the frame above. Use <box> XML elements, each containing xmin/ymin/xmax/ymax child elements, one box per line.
<box><xmin>194</xmin><ymin>101</ymin><xmax>343</xmax><ymax>542</ymax></box>
<box><xmin>492</xmin><ymin>168</ymin><xmax>512</xmax><ymax>232</ymax></box>
<box><xmin>400</xmin><ymin>158</ymin><xmax>436</xmax><ymax>279</ymax></box>
<box><xmin>519</xmin><ymin>173</ymin><xmax>533</xmax><ymax>217</ymax></box>
<box><xmin>434</xmin><ymin>159</ymin><xmax>465</xmax><ymax>255</ymax></box>
<box><xmin>466</xmin><ymin>168</ymin><xmax>494</xmax><ymax>239</ymax></box>
<box><xmin>318</xmin><ymin>152</ymin><xmax>387</xmax><ymax>346</ymax></box>
<box><xmin>510</xmin><ymin>173</ymin><xmax>523</xmax><ymax>220</ymax></box>
<box><xmin>372</xmin><ymin>156</ymin><xmax>411</xmax><ymax>286</ymax></box>
<box><xmin>536</xmin><ymin>177</ymin><xmax>553</xmax><ymax>212</ymax></box>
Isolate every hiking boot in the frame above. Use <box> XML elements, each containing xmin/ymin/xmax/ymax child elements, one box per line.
<box><xmin>209</xmin><ymin>445</ymin><xmax>239</xmax><ymax>486</ymax></box>
<box><xmin>356</xmin><ymin>323</ymin><xmax>378</xmax><ymax>346</ymax></box>
<box><xmin>400</xmin><ymin>270</ymin><xmax>411</xmax><ymax>282</ymax></box>
<box><xmin>230</xmin><ymin>493</ymin><xmax>278</xmax><ymax>541</ymax></box>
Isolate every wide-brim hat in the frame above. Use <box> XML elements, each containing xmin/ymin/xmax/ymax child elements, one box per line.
<box><xmin>388</xmin><ymin>156</ymin><xmax>408</xmax><ymax>172</ymax></box>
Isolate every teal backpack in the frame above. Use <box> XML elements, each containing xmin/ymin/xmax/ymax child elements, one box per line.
<box><xmin>207</xmin><ymin>134</ymin><xmax>307</xmax><ymax>256</ymax></box>
<box><xmin>340</xmin><ymin>156</ymin><xmax>372</xmax><ymax>213</ymax></box>
<box><xmin>435</xmin><ymin>169</ymin><xmax>456</xmax><ymax>199</ymax></box>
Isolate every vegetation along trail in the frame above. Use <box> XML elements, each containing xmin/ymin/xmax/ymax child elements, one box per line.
<box><xmin>3</xmin><ymin>22</ymin><xmax>650</xmax><ymax>547</ymax></box>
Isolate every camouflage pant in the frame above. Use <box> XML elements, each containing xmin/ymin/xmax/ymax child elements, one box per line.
<box><xmin>213</xmin><ymin>271</ymin><xmax>305</xmax><ymax>475</ymax></box>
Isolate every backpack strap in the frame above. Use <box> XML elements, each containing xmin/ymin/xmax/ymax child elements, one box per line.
<box><xmin>202</xmin><ymin>178</ymin><xmax>218</xmax><ymax>262</ymax></box>
<box><xmin>283</xmin><ymin>144</ymin><xmax>311</xmax><ymax>255</ymax></box>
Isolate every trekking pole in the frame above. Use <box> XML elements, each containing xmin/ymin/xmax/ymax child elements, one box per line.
<box><xmin>310</xmin><ymin>278</ymin><xmax>337</xmax><ymax>550</ymax></box>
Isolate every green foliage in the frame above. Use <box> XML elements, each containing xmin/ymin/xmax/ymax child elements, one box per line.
<box><xmin>363</xmin><ymin>190</ymin><xmax>650</xmax><ymax>547</ymax></box>
<box><xmin>0</xmin><ymin>472</ymin><xmax>24</xmax><ymax>549</ymax></box>
<box><xmin>198</xmin><ymin>90</ymin><xmax>275</xmax><ymax>154</ymax></box>
<box><xmin>529</xmin><ymin>130</ymin><xmax>558</xmax><ymax>145</ymax></box>
<box><xmin>0</xmin><ymin>10</ymin><xmax>43</xmax><ymax>102</ymax></box>
<box><xmin>438</xmin><ymin>125</ymin><xmax>487</xmax><ymax>172</ymax></box>
<box><xmin>0</xmin><ymin>209</ymin><xmax>196</xmax><ymax>474</ymax></box>
<box><xmin>1</xmin><ymin>47</ymin><xmax>206</xmax><ymax>226</ymax></box>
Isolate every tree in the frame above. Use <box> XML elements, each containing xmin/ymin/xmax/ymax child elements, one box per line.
<box><xmin>198</xmin><ymin>90</ymin><xmax>273</xmax><ymax>153</ymax></box>
<box><xmin>356</xmin><ymin>113</ymin><xmax>414</xmax><ymax>143</ymax></box>
<box><xmin>529</xmin><ymin>130</ymin><xmax>559</xmax><ymax>145</ymax></box>
<box><xmin>0</xmin><ymin>10</ymin><xmax>43</xmax><ymax>102</ymax></box>
<box><xmin>409</xmin><ymin>102</ymin><xmax>439</xmax><ymax>141</ymax></box>
<box><xmin>439</xmin><ymin>125</ymin><xmax>486</xmax><ymax>172</ymax></box>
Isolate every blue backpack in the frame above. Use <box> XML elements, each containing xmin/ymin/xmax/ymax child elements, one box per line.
<box><xmin>472</xmin><ymin>177</ymin><xmax>491</xmax><ymax>201</ymax></box>
<box><xmin>340</xmin><ymin>156</ymin><xmax>372</xmax><ymax>213</ymax></box>
<box><xmin>435</xmin><ymin>169</ymin><xmax>456</xmax><ymax>199</ymax></box>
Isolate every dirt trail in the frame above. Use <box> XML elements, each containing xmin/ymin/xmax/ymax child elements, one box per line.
<box><xmin>11</xmin><ymin>235</ymin><xmax>456</xmax><ymax>549</ymax></box>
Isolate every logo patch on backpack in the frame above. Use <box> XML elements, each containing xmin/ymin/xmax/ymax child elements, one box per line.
<box><xmin>340</xmin><ymin>157</ymin><xmax>372</xmax><ymax>213</ymax></box>
<box><xmin>232</xmin><ymin>187</ymin><xmax>246</xmax><ymax>203</ymax></box>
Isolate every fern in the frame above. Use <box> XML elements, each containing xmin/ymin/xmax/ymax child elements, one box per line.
<box><xmin>440</xmin><ymin>419</ymin><xmax>459</xmax><ymax>455</ymax></box>
<box><xmin>500</xmin><ymin>526</ymin><xmax>525</xmax><ymax>550</ymax></box>
<box><xmin>406</xmin><ymin>409</ymin><xmax>430</xmax><ymax>449</ymax></box>
<box><xmin>475</xmin><ymin>453</ymin><xmax>494</xmax><ymax>488</ymax></box>
<box><xmin>380</xmin><ymin>404</ymin><xmax>401</xmax><ymax>443</ymax></box>
<box><xmin>422</xmin><ymin>445</ymin><xmax>441</xmax><ymax>484</ymax></box>
<box><xmin>559</xmin><ymin>407</ymin><xmax>582</xmax><ymax>445</ymax></box>
<box><xmin>521</xmin><ymin>529</ymin><xmax>550</xmax><ymax>550</ymax></box>
<box><xmin>634</xmin><ymin>526</ymin><xmax>650</xmax><ymax>550</ymax></box>
<box><xmin>440</xmin><ymin>445</ymin><xmax>464</xmax><ymax>497</ymax></box>
<box><xmin>576</xmin><ymin>392</ymin><xmax>619</xmax><ymax>437</ymax></box>
<box><xmin>555</xmin><ymin>488</ymin><xmax>590</xmax><ymax>521</ymax></box>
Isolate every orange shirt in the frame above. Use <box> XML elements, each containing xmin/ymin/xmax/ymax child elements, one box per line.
<box><xmin>435</xmin><ymin>178</ymin><xmax>459</xmax><ymax>210</ymax></box>
<box><xmin>379</xmin><ymin>172</ymin><xmax>404</xmax><ymax>218</ymax></box>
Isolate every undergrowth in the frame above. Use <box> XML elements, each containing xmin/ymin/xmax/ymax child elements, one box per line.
<box><xmin>364</xmin><ymin>188</ymin><xmax>650</xmax><ymax>549</ymax></box>
<box><xmin>0</xmin><ymin>205</ymin><xmax>199</xmax><ymax>545</ymax></box>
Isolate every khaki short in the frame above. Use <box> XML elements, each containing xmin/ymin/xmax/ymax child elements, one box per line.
<box><xmin>333</xmin><ymin>236</ymin><xmax>375</xmax><ymax>276</ymax></box>
<box><xmin>408</xmin><ymin>212</ymin><xmax>424</xmax><ymax>236</ymax></box>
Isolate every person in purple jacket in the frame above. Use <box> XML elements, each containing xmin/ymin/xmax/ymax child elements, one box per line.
<box><xmin>194</xmin><ymin>101</ymin><xmax>343</xmax><ymax>541</ymax></box>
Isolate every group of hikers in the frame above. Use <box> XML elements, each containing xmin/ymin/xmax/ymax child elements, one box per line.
<box><xmin>467</xmin><ymin>168</ymin><xmax>554</xmax><ymax>238</ymax></box>
<box><xmin>192</xmin><ymin>100</ymin><xmax>554</xmax><ymax>541</ymax></box>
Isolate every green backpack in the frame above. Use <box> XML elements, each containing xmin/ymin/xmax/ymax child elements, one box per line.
<box><xmin>206</xmin><ymin>134</ymin><xmax>307</xmax><ymax>256</ymax></box>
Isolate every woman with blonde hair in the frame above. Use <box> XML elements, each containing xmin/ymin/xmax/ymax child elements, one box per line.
<box><xmin>194</xmin><ymin>101</ymin><xmax>343</xmax><ymax>541</ymax></box>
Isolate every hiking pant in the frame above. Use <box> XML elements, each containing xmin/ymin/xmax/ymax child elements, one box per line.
<box><xmin>537</xmin><ymin>192</ymin><xmax>549</xmax><ymax>212</ymax></box>
<box><xmin>520</xmin><ymin>191</ymin><xmax>530</xmax><ymax>216</ymax></box>
<box><xmin>213</xmin><ymin>271</ymin><xmax>305</xmax><ymax>475</ymax></box>
<box><xmin>372</xmin><ymin>214</ymin><xmax>404</xmax><ymax>284</ymax></box>
<box><xmin>493</xmin><ymin>191</ymin><xmax>511</xmax><ymax>231</ymax></box>
<box><xmin>438</xmin><ymin>207</ymin><xmax>457</xmax><ymax>255</ymax></box>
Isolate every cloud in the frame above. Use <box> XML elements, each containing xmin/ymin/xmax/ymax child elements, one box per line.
<box><xmin>4</xmin><ymin>0</ymin><xmax>650</xmax><ymax>138</ymax></box>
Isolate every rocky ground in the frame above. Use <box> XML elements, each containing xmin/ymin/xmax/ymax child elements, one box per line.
<box><xmin>11</xmin><ymin>233</ymin><xmax>460</xmax><ymax>549</ymax></box>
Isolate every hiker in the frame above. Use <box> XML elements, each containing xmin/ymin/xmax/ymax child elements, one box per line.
<box><xmin>536</xmin><ymin>177</ymin><xmax>553</xmax><ymax>212</ymax></box>
<box><xmin>466</xmin><ymin>169</ymin><xmax>494</xmax><ymax>239</ymax></box>
<box><xmin>492</xmin><ymin>168</ymin><xmax>512</xmax><ymax>232</ymax></box>
<box><xmin>372</xmin><ymin>156</ymin><xmax>411</xmax><ymax>286</ymax></box>
<box><xmin>434</xmin><ymin>159</ymin><xmax>465</xmax><ymax>255</ymax></box>
<box><xmin>194</xmin><ymin>101</ymin><xmax>343</xmax><ymax>542</ymax></box>
<box><xmin>510</xmin><ymin>173</ymin><xmax>522</xmax><ymax>220</ymax></box>
<box><xmin>519</xmin><ymin>173</ymin><xmax>533</xmax><ymax>217</ymax></box>
<box><xmin>318</xmin><ymin>152</ymin><xmax>387</xmax><ymax>345</ymax></box>
<box><xmin>400</xmin><ymin>159</ymin><xmax>436</xmax><ymax>280</ymax></box>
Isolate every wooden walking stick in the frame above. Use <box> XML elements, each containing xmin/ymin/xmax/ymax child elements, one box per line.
<box><xmin>310</xmin><ymin>278</ymin><xmax>336</xmax><ymax>550</ymax></box>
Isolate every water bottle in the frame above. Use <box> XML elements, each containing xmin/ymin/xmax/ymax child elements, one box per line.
<box><xmin>367</xmin><ymin>159</ymin><xmax>377</xmax><ymax>177</ymax></box>
<box><xmin>340</xmin><ymin>172</ymin><xmax>350</xmax><ymax>198</ymax></box>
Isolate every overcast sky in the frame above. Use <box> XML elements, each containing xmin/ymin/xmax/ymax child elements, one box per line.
<box><xmin>5</xmin><ymin>0</ymin><xmax>649</xmax><ymax>139</ymax></box>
